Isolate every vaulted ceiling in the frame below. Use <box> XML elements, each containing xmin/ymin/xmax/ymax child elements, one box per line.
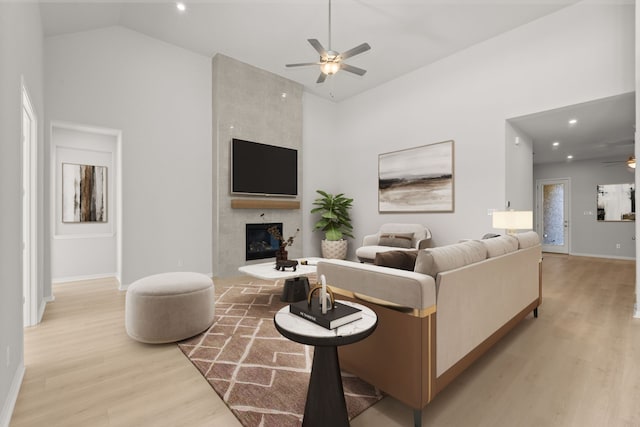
<box><xmin>39</xmin><ymin>0</ymin><xmax>580</xmax><ymax>102</ymax></box>
<box><xmin>39</xmin><ymin>1</ymin><xmax>634</xmax><ymax>165</ymax></box>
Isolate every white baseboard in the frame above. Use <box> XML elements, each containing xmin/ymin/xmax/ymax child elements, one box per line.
<box><xmin>37</xmin><ymin>296</ymin><xmax>55</xmax><ymax>324</ymax></box>
<box><xmin>634</xmin><ymin>303</ymin><xmax>640</xmax><ymax>319</ymax></box>
<box><xmin>569</xmin><ymin>252</ymin><xmax>635</xmax><ymax>261</ymax></box>
<box><xmin>52</xmin><ymin>273</ymin><xmax>118</xmax><ymax>284</ymax></box>
<box><xmin>0</xmin><ymin>362</ymin><xmax>25</xmax><ymax>427</ymax></box>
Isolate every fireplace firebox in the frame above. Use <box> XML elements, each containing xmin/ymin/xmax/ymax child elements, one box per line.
<box><xmin>246</xmin><ymin>223</ymin><xmax>282</xmax><ymax>261</ymax></box>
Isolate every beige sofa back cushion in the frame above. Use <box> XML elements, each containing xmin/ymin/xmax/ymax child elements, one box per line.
<box><xmin>515</xmin><ymin>231</ymin><xmax>540</xmax><ymax>249</ymax></box>
<box><xmin>414</xmin><ymin>240</ymin><xmax>487</xmax><ymax>277</ymax></box>
<box><xmin>481</xmin><ymin>235</ymin><xmax>519</xmax><ymax>258</ymax></box>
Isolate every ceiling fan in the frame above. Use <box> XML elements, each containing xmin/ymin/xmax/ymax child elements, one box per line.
<box><xmin>285</xmin><ymin>0</ymin><xmax>371</xmax><ymax>83</ymax></box>
<box><xmin>602</xmin><ymin>155</ymin><xmax>636</xmax><ymax>169</ymax></box>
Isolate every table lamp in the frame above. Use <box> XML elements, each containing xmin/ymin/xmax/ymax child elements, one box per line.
<box><xmin>492</xmin><ymin>210</ymin><xmax>533</xmax><ymax>235</ymax></box>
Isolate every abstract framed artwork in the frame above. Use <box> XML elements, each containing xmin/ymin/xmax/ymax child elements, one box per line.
<box><xmin>62</xmin><ymin>163</ymin><xmax>107</xmax><ymax>223</ymax></box>
<box><xmin>378</xmin><ymin>140</ymin><xmax>454</xmax><ymax>213</ymax></box>
<box><xmin>597</xmin><ymin>183</ymin><xmax>635</xmax><ymax>221</ymax></box>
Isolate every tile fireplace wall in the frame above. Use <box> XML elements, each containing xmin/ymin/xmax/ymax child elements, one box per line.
<box><xmin>212</xmin><ymin>54</ymin><xmax>303</xmax><ymax>276</ymax></box>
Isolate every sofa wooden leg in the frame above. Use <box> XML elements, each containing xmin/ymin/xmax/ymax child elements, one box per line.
<box><xmin>533</xmin><ymin>307</ymin><xmax>538</xmax><ymax>318</ymax></box>
<box><xmin>413</xmin><ymin>409</ymin><xmax>422</xmax><ymax>427</ymax></box>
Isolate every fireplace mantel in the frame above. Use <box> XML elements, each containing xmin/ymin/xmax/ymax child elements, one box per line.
<box><xmin>231</xmin><ymin>199</ymin><xmax>300</xmax><ymax>210</ymax></box>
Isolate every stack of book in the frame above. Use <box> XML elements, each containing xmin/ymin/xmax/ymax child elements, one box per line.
<box><xmin>289</xmin><ymin>299</ymin><xmax>362</xmax><ymax>329</ymax></box>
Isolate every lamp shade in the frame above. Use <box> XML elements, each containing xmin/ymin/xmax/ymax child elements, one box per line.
<box><xmin>492</xmin><ymin>210</ymin><xmax>533</xmax><ymax>232</ymax></box>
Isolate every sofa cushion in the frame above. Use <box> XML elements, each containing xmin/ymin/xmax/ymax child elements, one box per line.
<box><xmin>515</xmin><ymin>231</ymin><xmax>540</xmax><ymax>249</ymax></box>
<box><xmin>374</xmin><ymin>250</ymin><xmax>418</xmax><ymax>271</ymax></box>
<box><xmin>414</xmin><ymin>240</ymin><xmax>487</xmax><ymax>277</ymax></box>
<box><xmin>378</xmin><ymin>232</ymin><xmax>414</xmax><ymax>248</ymax></box>
<box><xmin>481</xmin><ymin>235</ymin><xmax>519</xmax><ymax>258</ymax></box>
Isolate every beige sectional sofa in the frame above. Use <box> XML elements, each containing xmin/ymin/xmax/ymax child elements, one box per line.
<box><xmin>317</xmin><ymin>231</ymin><xmax>542</xmax><ymax>427</ymax></box>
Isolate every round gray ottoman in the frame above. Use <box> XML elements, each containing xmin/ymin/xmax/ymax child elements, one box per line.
<box><xmin>125</xmin><ymin>272</ymin><xmax>215</xmax><ymax>344</ymax></box>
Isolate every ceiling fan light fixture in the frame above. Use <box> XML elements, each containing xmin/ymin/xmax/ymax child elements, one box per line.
<box><xmin>285</xmin><ymin>0</ymin><xmax>370</xmax><ymax>84</ymax></box>
<box><xmin>321</xmin><ymin>61</ymin><xmax>340</xmax><ymax>75</ymax></box>
<box><xmin>627</xmin><ymin>156</ymin><xmax>636</xmax><ymax>168</ymax></box>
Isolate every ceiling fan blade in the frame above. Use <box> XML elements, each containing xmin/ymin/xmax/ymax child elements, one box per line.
<box><xmin>308</xmin><ymin>39</ymin><xmax>328</xmax><ymax>57</ymax></box>
<box><xmin>286</xmin><ymin>62</ymin><xmax>320</xmax><ymax>68</ymax></box>
<box><xmin>340</xmin><ymin>63</ymin><xmax>367</xmax><ymax>76</ymax></box>
<box><xmin>339</xmin><ymin>42</ymin><xmax>371</xmax><ymax>60</ymax></box>
<box><xmin>316</xmin><ymin>73</ymin><xmax>327</xmax><ymax>84</ymax></box>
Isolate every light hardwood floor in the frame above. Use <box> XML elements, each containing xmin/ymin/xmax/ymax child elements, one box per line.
<box><xmin>10</xmin><ymin>254</ymin><xmax>640</xmax><ymax>427</ymax></box>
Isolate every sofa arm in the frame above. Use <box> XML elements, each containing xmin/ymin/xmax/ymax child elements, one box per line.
<box><xmin>416</xmin><ymin>237</ymin><xmax>432</xmax><ymax>249</ymax></box>
<box><xmin>362</xmin><ymin>233</ymin><xmax>379</xmax><ymax>246</ymax></box>
<box><xmin>317</xmin><ymin>259</ymin><xmax>436</xmax><ymax>311</ymax></box>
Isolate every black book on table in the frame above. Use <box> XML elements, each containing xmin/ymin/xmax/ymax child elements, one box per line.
<box><xmin>289</xmin><ymin>298</ymin><xmax>362</xmax><ymax>329</ymax></box>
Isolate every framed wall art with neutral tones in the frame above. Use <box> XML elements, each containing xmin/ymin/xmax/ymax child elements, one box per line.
<box><xmin>378</xmin><ymin>140</ymin><xmax>454</xmax><ymax>212</ymax></box>
<box><xmin>597</xmin><ymin>183</ymin><xmax>635</xmax><ymax>221</ymax></box>
<box><xmin>62</xmin><ymin>163</ymin><xmax>107</xmax><ymax>223</ymax></box>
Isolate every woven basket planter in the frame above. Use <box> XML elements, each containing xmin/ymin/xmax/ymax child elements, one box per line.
<box><xmin>321</xmin><ymin>239</ymin><xmax>348</xmax><ymax>260</ymax></box>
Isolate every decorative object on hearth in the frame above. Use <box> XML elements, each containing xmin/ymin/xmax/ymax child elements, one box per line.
<box><xmin>275</xmin><ymin>259</ymin><xmax>299</xmax><ymax>272</ymax></box>
<box><xmin>378</xmin><ymin>140</ymin><xmax>454</xmax><ymax>213</ymax></box>
<box><xmin>268</xmin><ymin>225</ymin><xmax>300</xmax><ymax>261</ymax></box>
<box><xmin>311</xmin><ymin>190</ymin><xmax>354</xmax><ymax>259</ymax></box>
<box><xmin>285</xmin><ymin>0</ymin><xmax>371</xmax><ymax>84</ymax></box>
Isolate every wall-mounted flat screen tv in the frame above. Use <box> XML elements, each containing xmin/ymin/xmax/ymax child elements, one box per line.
<box><xmin>231</xmin><ymin>138</ymin><xmax>298</xmax><ymax>196</ymax></box>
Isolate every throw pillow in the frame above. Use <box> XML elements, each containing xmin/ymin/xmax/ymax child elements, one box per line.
<box><xmin>378</xmin><ymin>232</ymin><xmax>414</xmax><ymax>248</ymax></box>
<box><xmin>374</xmin><ymin>250</ymin><xmax>419</xmax><ymax>271</ymax></box>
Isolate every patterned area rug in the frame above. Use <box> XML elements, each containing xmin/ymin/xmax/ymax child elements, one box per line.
<box><xmin>178</xmin><ymin>279</ymin><xmax>383</xmax><ymax>427</ymax></box>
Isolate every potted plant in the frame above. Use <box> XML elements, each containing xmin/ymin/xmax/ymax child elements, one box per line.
<box><xmin>311</xmin><ymin>190</ymin><xmax>354</xmax><ymax>259</ymax></box>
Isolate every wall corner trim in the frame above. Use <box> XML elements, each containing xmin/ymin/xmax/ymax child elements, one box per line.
<box><xmin>0</xmin><ymin>362</ymin><xmax>25</xmax><ymax>427</ymax></box>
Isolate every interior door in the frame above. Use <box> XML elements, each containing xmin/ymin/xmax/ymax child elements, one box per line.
<box><xmin>536</xmin><ymin>178</ymin><xmax>570</xmax><ymax>254</ymax></box>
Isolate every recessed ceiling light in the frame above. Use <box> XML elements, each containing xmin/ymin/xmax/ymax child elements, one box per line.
<box><xmin>552</xmin><ymin>141</ymin><xmax>560</xmax><ymax>147</ymax></box>
<box><xmin>567</xmin><ymin>155</ymin><xmax>574</xmax><ymax>159</ymax></box>
<box><xmin>568</xmin><ymin>119</ymin><xmax>578</xmax><ymax>125</ymax></box>
<box><xmin>281</xmin><ymin>92</ymin><xmax>287</xmax><ymax>98</ymax></box>
<box><xmin>176</xmin><ymin>2</ymin><xmax>186</xmax><ymax>12</ymax></box>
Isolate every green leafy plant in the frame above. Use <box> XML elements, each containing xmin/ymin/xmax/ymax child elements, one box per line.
<box><xmin>311</xmin><ymin>190</ymin><xmax>354</xmax><ymax>241</ymax></box>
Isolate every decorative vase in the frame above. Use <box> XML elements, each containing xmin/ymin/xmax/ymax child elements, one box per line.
<box><xmin>275</xmin><ymin>245</ymin><xmax>288</xmax><ymax>261</ymax></box>
<box><xmin>321</xmin><ymin>239</ymin><xmax>348</xmax><ymax>260</ymax></box>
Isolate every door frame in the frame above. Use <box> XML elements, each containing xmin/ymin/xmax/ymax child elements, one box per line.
<box><xmin>21</xmin><ymin>78</ymin><xmax>38</xmax><ymax>327</ymax></box>
<box><xmin>536</xmin><ymin>178</ymin><xmax>571</xmax><ymax>254</ymax></box>
<box><xmin>49</xmin><ymin>121</ymin><xmax>123</xmax><ymax>286</ymax></box>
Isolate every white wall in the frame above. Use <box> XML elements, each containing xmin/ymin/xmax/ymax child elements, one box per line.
<box><xmin>45</xmin><ymin>26</ymin><xmax>212</xmax><ymax>286</ymax></box>
<box><xmin>301</xmin><ymin>93</ymin><xmax>341</xmax><ymax>258</ymax></box>
<box><xmin>0</xmin><ymin>3</ymin><xmax>44</xmax><ymax>425</ymax></box>
<box><xmin>51</xmin><ymin>124</ymin><xmax>119</xmax><ymax>282</ymax></box>
<box><xmin>505</xmin><ymin>122</ymin><xmax>534</xmax><ymax>211</ymax></box>
<box><xmin>535</xmin><ymin>159</ymin><xmax>636</xmax><ymax>259</ymax></box>
<box><xmin>308</xmin><ymin>2</ymin><xmax>634</xmax><ymax>252</ymax></box>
